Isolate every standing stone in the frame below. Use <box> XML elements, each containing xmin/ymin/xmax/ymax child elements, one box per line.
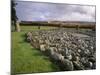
<box><xmin>16</xmin><ymin>21</ymin><xmax>20</xmax><ymax>32</ymax></box>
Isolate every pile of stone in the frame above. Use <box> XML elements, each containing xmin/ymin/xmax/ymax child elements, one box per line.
<box><xmin>26</xmin><ymin>29</ymin><xmax>96</xmax><ymax>71</ymax></box>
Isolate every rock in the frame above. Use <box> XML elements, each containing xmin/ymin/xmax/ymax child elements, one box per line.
<box><xmin>26</xmin><ymin>32</ymin><xmax>32</xmax><ymax>42</ymax></box>
<box><xmin>27</xmin><ymin>32</ymin><xmax>32</xmax><ymax>37</ymax></box>
<box><xmin>71</xmin><ymin>52</ymin><xmax>77</xmax><ymax>61</ymax></box>
<box><xmin>39</xmin><ymin>39</ymin><xmax>44</xmax><ymax>44</ymax></box>
<box><xmin>80</xmin><ymin>57</ymin><xmax>88</xmax><ymax>65</ymax></box>
<box><xmin>66</xmin><ymin>54</ymin><xmax>72</xmax><ymax>60</ymax></box>
<box><xmin>88</xmin><ymin>57</ymin><xmax>96</xmax><ymax>63</ymax></box>
<box><xmin>78</xmin><ymin>49</ymin><xmax>81</xmax><ymax>53</ymax></box>
<box><xmin>62</xmin><ymin>47</ymin><xmax>69</xmax><ymax>57</ymax></box>
<box><xmin>83</xmin><ymin>61</ymin><xmax>93</xmax><ymax>69</ymax></box>
<box><xmin>92</xmin><ymin>62</ymin><xmax>96</xmax><ymax>69</ymax></box>
<box><xmin>27</xmin><ymin>36</ymin><xmax>32</xmax><ymax>42</ymax></box>
<box><xmin>62</xmin><ymin>59</ymin><xmax>74</xmax><ymax>71</ymax></box>
<box><xmin>84</xmin><ymin>44</ymin><xmax>88</xmax><ymax>48</ymax></box>
<box><xmin>90</xmin><ymin>46</ymin><xmax>94</xmax><ymax>50</ymax></box>
<box><xmin>73</xmin><ymin>61</ymin><xmax>84</xmax><ymax>70</ymax></box>
<box><xmin>84</xmin><ymin>49</ymin><xmax>90</xmax><ymax>56</ymax></box>
<box><xmin>27</xmin><ymin>29</ymin><xmax>96</xmax><ymax>71</ymax></box>
<box><xmin>76</xmin><ymin>56</ymin><xmax>80</xmax><ymax>62</ymax></box>
<box><xmin>86</xmin><ymin>62</ymin><xmax>93</xmax><ymax>69</ymax></box>
<box><xmin>40</xmin><ymin>44</ymin><xmax>46</xmax><ymax>51</ymax></box>
<box><xmin>51</xmin><ymin>52</ymin><xmax>64</xmax><ymax>62</ymax></box>
<box><xmin>81</xmin><ymin>46</ymin><xmax>85</xmax><ymax>50</ymax></box>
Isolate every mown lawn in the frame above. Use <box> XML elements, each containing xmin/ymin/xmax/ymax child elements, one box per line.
<box><xmin>11</xmin><ymin>26</ymin><xmax>60</xmax><ymax>74</ymax></box>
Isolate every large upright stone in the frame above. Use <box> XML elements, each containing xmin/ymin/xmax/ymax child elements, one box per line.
<box><xmin>16</xmin><ymin>21</ymin><xmax>20</xmax><ymax>32</ymax></box>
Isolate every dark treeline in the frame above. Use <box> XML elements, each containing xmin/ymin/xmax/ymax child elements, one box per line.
<box><xmin>20</xmin><ymin>21</ymin><xmax>96</xmax><ymax>30</ymax></box>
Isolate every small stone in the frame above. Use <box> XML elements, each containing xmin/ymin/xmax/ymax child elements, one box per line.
<box><xmin>90</xmin><ymin>46</ymin><xmax>94</xmax><ymax>50</ymax></box>
<box><xmin>84</xmin><ymin>49</ymin><xmax>90</xmax><ymax>55</ymax></box>
<box><xmin>88</xmin><ymin>57</ymin><xmax>96</xmax><ymax>63</ymax></box>
<box><xmin>84</xmin><ymin>44</ymin><xmax>88</xmax><ymax>48</ymax></box>
<box><xmin>71</xmin><ymin>52</ymin><xmax>77</xmax><ymax>61</ymax></box>
<box><xmin>27</xmin><ymin>36</ymin><xmax>32</xmax><ymax>42</ymax></box>
<box><xmin>64</xmin><ymin>48</ymin><xmax>69</xmax><ymax>55</ymax></box>
<box><xmin>92</xmin><ymin>62</ymin><xmax>96</xmax><ymax>69</ymax></box>
<box><xmin>84</xmin><ymin>62</ymin><xmax>93</xmax><ymax>69</ymax></box>
<box><xmin>80</xmin><ymin>57</ymin><xmax>88</xmax><ymax>64</ymax></box>
<box><xmin>78</xmin><ymin>49</ymin><xmax>81</xmax><ymax>53</ymax></box>
<box><xmin>66</xmin><ymin>54</ymin><xmax>72</xmax><ymax>60</ymax></box>
<box><xmin>62</xmin><ymin>59</ymin><xmax>74</xmax><ymax>71</ymax></box>
<box><xmin>73</xmin><ymin>61</ymin><xmax>84</xmax><ymax>70</ymax></box>
<box><xmin>51</xmin><ymin>52</ymin><xmax>64</xmax><ymax>61</ymax></box>
<box><xmin>81</xmin><ymin>46</ymin><xmax>85</xmax><ymax>50</ymax></box>
<box><xmin>39</xmin><ymin>39</ymin><xmax>44</xmax><ymax>44</ymax></box>
<box><xmin>40</xmin><ymin>44</ymin><xmax>46</xmax><ymax>51</ymax></box>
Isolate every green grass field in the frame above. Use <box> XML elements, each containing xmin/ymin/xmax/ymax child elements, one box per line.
<box><xmin>11</xmin><ymin>26</ymin><xmax>60</xmax><ymax>74</ymax></box>
<box><xmin>20</xmin><ymin>26</ymin><xmax>57</xmax><ymax>31</ymax></box>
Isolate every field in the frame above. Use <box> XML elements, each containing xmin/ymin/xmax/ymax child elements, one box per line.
<box><xmin>11</xmin><ymin>26</ymin><xmax>60</xmax><ymax>74</ymax></box>
<box><xmin>11</xmin><ymin>25</ymin><xmax>96</xmax><ymax>74</ymax></box>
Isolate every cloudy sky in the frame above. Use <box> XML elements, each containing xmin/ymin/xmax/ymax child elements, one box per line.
<box><xmin>15</xmin><ymin>1</ymin><xmax>96</xmax><ymax>22</ymax></box>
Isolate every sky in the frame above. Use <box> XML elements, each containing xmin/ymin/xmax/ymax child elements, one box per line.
<box><xmin>15</xmin><ymin>1</ymin><xmax>96</xmax><ymax>22</ymax></box>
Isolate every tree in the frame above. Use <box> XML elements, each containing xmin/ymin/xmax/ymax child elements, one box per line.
<box><xmin>11</xmin><ymin>0</ymin><xmax>20</xmax><ymax>32</ymax></box>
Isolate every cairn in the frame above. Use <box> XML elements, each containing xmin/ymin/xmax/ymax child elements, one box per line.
<box><xmin>26</xmin><ymin>29</ymin><xmax>96</xmax><ymax>70</ymax></box>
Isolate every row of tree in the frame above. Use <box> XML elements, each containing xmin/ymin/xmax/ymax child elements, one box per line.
<box><xmin>11</xmin><ymin>0</ymin><xmax>20</xmax><ymax>32</ymax></box>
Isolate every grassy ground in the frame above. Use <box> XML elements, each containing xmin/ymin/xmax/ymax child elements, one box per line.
<box><xmin>20</xmin><ymin>26</ymin><xmax>57</xmax><ymax>31</ymax></box>
<box><xmin>11</xmin><ymin>26</ymin><xmax>94</xmax><ymax>74</ymax></box>
<box><xmin>11</xmin><ymin>26</ymin><xmax>60</xmax><ymax>74</ymax></box>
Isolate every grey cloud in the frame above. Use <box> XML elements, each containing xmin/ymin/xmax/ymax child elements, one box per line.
<box><xmin>16</xmin><ymin>1</ymin><xmax>96</xmax><ymax>22</ymax></box>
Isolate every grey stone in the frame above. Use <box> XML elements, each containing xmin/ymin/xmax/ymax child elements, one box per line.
<box><xmin>62</xmin><ymin>59</ymin><xmax>74</xmax><ymax>71</ymax></box>
<box><xmin>40</xmin><ymin>44</ymin><xmax>46</xmax><ymax>52</ymax></box>
<box><xmin>73</xmin><ymin>61</ymin><xmax>84</xmax><ymax>70</ymax></box>
<box><xmin>27</xmin><ymin>29</ymin><xmax>96</xmax><ymax>70</ymax></box>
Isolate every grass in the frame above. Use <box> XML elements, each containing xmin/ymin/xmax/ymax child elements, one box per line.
<box><xmin>11</xmin><ymin>26</ymin><xmax>60</xmax><ymax>74</ymax></box>
<box><xmin>20</xmin><ymin>26</ymin><xmax>57</xmax><ymax>31</ymax></box>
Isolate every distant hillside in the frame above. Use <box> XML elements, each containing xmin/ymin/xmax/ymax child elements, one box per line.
<box><xmin>20</xmin><ymin>21</ymin><xmax>96</xmax><ymax>26</ymax></box>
